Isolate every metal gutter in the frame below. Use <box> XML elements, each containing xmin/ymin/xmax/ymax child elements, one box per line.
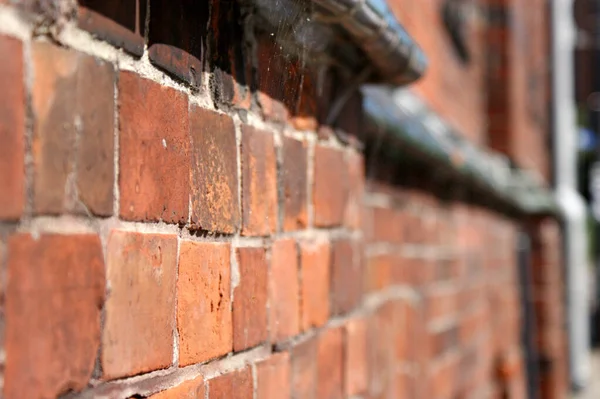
<box><xmin>550</xmin><ymin>0</ymin><xmax>591</xmax><ymax>389</ymax></box>
<box><xmin>251</xmin><ymin>0</ymin><xmax>427</xmax><ymax>84</ymax></box>
<box><xmin>362</xmin><ymin>85</ymin><xmax>559</xmax><ymax>216</ymax></box>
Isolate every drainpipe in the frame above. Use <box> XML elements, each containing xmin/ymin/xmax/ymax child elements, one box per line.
<box><xmin>550</xmin><ymin>0</ymin><xmax>590</xmax><ymax>389</ymax></box>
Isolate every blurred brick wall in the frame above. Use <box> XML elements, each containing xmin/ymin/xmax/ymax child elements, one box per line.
<box><xmin>362</xmin><ymin>184</ymin><xmax>527</xmax><ymax>398</ymax></box>
<box><xmin>485</xmin><ymin>0</ymin><xmax>551</xmax><ymax>180</ymax></box>
<box><xmin>0</xmin><ymin>1</ymin><xmax>566</xmax><ymax>398</ymax></box>
<box><xmin>389</xmin><ymin>0</ymin><xmax>488</xmax><ymax>145</ymax></box>
<box><xmin>391</xmin><ymin>0</ymin><xmax>551</xmax><ymax>180</ymax></box>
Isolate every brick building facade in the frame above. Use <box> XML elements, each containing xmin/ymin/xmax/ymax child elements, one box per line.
<box><xmin>0</xmin><ymin>0</ymin><xmax>569</xmax><ymax>398</ymax></box>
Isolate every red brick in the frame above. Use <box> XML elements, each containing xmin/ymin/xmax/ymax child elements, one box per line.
<box><xmin>119</xmin><ymin>71</ymin><xmax>189</xmax><ymax>223</ymax></box>
<box><xmin>426</xmin><ymin>288</ymin><xmax>458</xmax><ymax>323</ymax></box>
<box><xmin>233</xmin><ymin>247</ymin><xmax>268</xmax><ymax>351</ymax></box>
<box><xmin>367</xmin><ymin>302</ymin><xmax>397</xmax><ymax>398</ymax></box>
<box><xmin>270</xmin><ymin>238</ymin><xmax>300</xmax><ymax>341</ymax></box>
<box><xmin>31</xmin><ymin>42</ymin><xmax>115</xmax><ymax>216</ymax></box>
<box><xmin>393</xmin><ymin>301</ymin><xmax>410</xmax><ymax>362</ymax></box>
<box><xmin>345</xmin><ymin>151</ymin><xmax>364</xmax><ymax>230</ymax></box>
<box><xmin>317</xmin><ymin>327</ymin><xmax>343</xmax><ymax>399</ymax></box>
<box><xmin>344</xmin><ymin>317</ymin><xmax>368</xmax><ymax>396</ymax></box>
<box><xmin>370</xmin><ymin>207</ymin><xmax>403</xmax><ymax>243</ymax></box>
<box><xmin>150</xmin><ymin>376</ymin><xmax>205</xmax><ymax>399</ymax></box>
<box><xmin>76</xmin><ymin>56</ymin><xmax>116</xmax><ymax>216</ymax></box>
<box><xmin>291</xmin><ymin>337</ymin><xmax>318</xmax><ymax>399</ymax></box>
<box><xmin>208</xmin><ymin>367</ymin><xmax>253</xmax><ymax>399</ymax></box>
<box><xmin>189</xmin><ymin>106</ymin><xmax>239</xmax><ymax>233</ymax></box>
<box><xmin>241</xmin><ymin>125</ymin><xmax>277</xmax><ymax>236</ymax></box>
<box><xmin>281</xmin><ymin>136</ymin><xmax>308</xmax><ymax>231</ymax></box>
<box><xmin>330</xmin><ymin>239</ymin><xmax>362</xmax><ymax>315</ymax></box>
<box><xmin>313</xmin><ymin>146</ymin><xmax>349</xmax><ymax>227</ymax></box>
<box><xmin>178</xmin><ymin>241</ymin><xmax>232</xmax><ymax>365</ymax></box>
<box><xmin>78</xmin><ymin>1</ymin><xmax>146</xmax><ymax>57</ymax></box>
<box><xmin>102</xmin><ymin>231</ymin><xmax>177</xmax><ymax>379</ymax></box>
<box><xmin>0</xmin><ymin>36</ymin><xmax>24</xmax><ymax>221</ymax></box>
<box><xmin>256</xmin><ymin>352</ymin><xmax>291</xmax><ymax>399</ymax></box>
<box><xmin>299</xmin><ymin>240</ymin><xmax>330</xmax><ymax>330</ymax></box>
<box><xmin>429</xmin><ymin>355</ymin><xmax>459</xmax><ymax>399</ymax></box>
<box><xmin>5</xmin><ymin>234</ymin><xmax>105</xmax><ymax>398</ymax></box>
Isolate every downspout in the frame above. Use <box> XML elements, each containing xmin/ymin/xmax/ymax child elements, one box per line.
<box><xmin>550</xmin><ymin>0</ymin><xmax>590</xmax><ymax>389</ymax></box>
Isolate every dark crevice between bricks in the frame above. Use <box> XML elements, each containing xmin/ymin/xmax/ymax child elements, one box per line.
<box><xmin>187</xmin><ymin>228</ymin><xmax>232</xmax><ymax>239</ymax></box>
<box><xmin>78</xmin><ymin>0</ymin><xmax>147</xmax><ymax>57</ymax></box>
<box><xmin>208</xmin><ymin>0</ymin><xmax>249</xmax><ymax>108</ymax></box>
<box><xmin>147</xmin><ymin>0</ymin><xmax>208</xmax><ymax>90</ymax></box>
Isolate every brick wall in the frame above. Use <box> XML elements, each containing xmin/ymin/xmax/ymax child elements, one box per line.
<box><xmin>362</xmin><ymin>182</ymin><xmax>528</xmax><ymax>399</ymax></box>
<box><xmin>389</xmin><ymin>0</ymin><xmax>488</xmax><ymax>144</ymax></box>
<box><xmin>390</xmin><ymin>0</ymin><xmax>550</xmax><ymax>180</ymax></box>
<box><xmin>0</xmin><ymin>1</ymin><xmax>567</xmax><ymax>398</ymax></box>
<box><xmin>485</xmin><ymin>0</ymin><xmax>551</xmax><ymax>180</ymax></box>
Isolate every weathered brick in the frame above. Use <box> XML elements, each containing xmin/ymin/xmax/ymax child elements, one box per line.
<box><xmin>291</xmin><ymin>337</ymin><xmax>318</xmax><ymax>399</ymax></box>
<box><xmin>5</xmin><ymin>234</ymin><xmax>105</xmax><ymax>398</ymax></box>
<box><xmin>365</xmin><ymin>254</ymin><xmax>394</xmax><ymax>292</ymax></box>
<box><xmin>233</xmin><ymin>247</ymin><xmax>268</xmax><ymax>351</ymax></box>
<box><xmin>270</xmin><ymin>238</ymin><xmax>300</xmax><ymax>341</ymax></box>
<box><xmin>119</xmin><ymin>71</ymin><xmax>189</xmax><ymax>223</ymax></box>
<box><xmin>241</xmin><ymin>125</ymin><xmax>277</xmax><ymax>236</ymax></box>
<box><xmin>299</xmin><ymin>240</ymin><xmax>330</xmax><ymax>330</ymax></box>
<box><xmin>369</xmin><ymin>206</ymin><xmax>403</xmax><ymax>244</ymax></box>
<box><xmin>76</xmin><ymin>55</ymin><xmax>116</xmax><ymax>216</ymax></box>
<box><xmin>78</xmin><ymin>1</ymin><xmax>147</xmax><ymax>57</ymax></box>
<box><xmin>426</xmin><ymin>288</ymin><xmax>458</xmax><ymax>323</ymax></box>
<box><xmin>178</xmin><ymin>241</ymin><xmax>232</xmax><ymax>365</ymax></box>
<box><xmin>150</xmin><ymin>376</ymin><xmax>205</xmax><ymax>399</ymax></box>
<box><xmin>330</xmin><ymin>239</ymin><xmax>362</xmax><ymax>315</ymax></box>
<box><xmin>313</xmin><ymin>146</ymin><xmax>349</xmax><ymax>227</ymax></box>
<box><xmin>189</xmin><ymin>106</ymin><xmax>239</xmax><ymax>233</ymax></box>
<box><xmin>208</xmin><ymin>367</ymin><xmax>253</xmax><ymax>399</ymax></box>
<box><xmin>393</xmin><ymin>301</ymin><xmax>410</xmax><ymax>363</ymax></box>
<box><xmin>345</xmin><ymin>151</ymin><xmax>364</xmax><ymax>230</ymax></box>
<box><xmin>317</xmin><ymin>327</ymin><xmax>343</xmax><ymax>399</ymax></box>
<box><xmin>32</xmin><ymin>42</ymin><xmax>115</xmax><ymax>216</ymax></box>
<box><xmin>256</xmin><ymin>352</ymin><xmax>291</xmax><ymax>399</ymax></box>
<box><xmin>281</xmin><ymin>136</ymin><xmax>308</xmax><ymax>231</ymax></box>
<box><xmin>367</xmin><ymin>302</ymin><xmax>397</xmax><ymax>398</ymax></box>
<box><xmin>344</xmin><ymin>317</ymin><xmax>368</xmax><ymax>396</ymax></box>
<box><xmin>102</xmin><ymin>231</ymin><xmax>177</xmax><ymax>379</ymax></box>
<box><xmin>0</xmin><ymin>36</ymin><xmax>25</xmax><ymax>220</ymax></box>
